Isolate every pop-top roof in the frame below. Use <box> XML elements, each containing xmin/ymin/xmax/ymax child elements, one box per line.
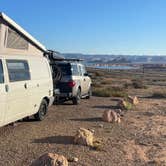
<box><xmin>0</xmin><ymin>12</ymin><xmax>47</xmax><ymax>52</ymax></box>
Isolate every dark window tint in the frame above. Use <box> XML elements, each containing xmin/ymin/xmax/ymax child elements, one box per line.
<box><xmin>0</xmin><ymin>60</ymin><xmax>4</xmax><ymax>83</ymax></box>
<box><xmin>57</xmin><ymin>64</ymin><xmax>72</xmax><ymax>76</ymax></box>
<box><xmin>7</xmin><ymin>60</ymin><xmax>30</xmax><ymax>82</ymax></box>
<box><xmin>71</xmin><ymin>64</ymin><xmax>79</xmax><ymax>76</ymax></box>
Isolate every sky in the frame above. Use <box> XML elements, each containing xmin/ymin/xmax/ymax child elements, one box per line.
<box><xmin>1</xmin><ymin>0</ymin><xmax>166</xmax><ymax>55</ymax></box>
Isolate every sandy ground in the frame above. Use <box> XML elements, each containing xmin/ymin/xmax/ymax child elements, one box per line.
<box><xmin>0</xmin><ymin>95</ymin><xmax>166</xmax><ymax>166</ymax></box>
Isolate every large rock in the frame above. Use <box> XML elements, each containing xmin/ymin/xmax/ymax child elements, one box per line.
<box><xmin>31</xmin><ymin>153</ymin><xmax>68</xmax><ymax>166</ymax></box>
<box><xmin>74</xmin><ymin>128</ymin><xmax>94</xmax><ymax>146</ymax></box>
<box><xmin>102</xmin><ymin>110</ymin><xmax>121</xmax><ymax>123</ymax></box>
<box><xmin>127</xmin><ymin>96</ymin><xmax>139</xmax><ymax>105</ymax></box>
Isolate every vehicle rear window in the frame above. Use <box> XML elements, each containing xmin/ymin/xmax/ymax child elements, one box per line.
<box><xmin>6</xmin><ymin>60</ymin><xmax>30</xmax><ymax>82</ymax></box>
<box><xmin>57</xmin><ymin>64</ymin><xmax>72</xmax><ymax>76</ymax></box>
<box><xmin>0</xmin><ymin>60</ymin><xmax>4</xmax><ymax>83</ymax></box>
<box><xmin>71</xmin><ymin>64</ymin><xmax>79</xmax><ymax>76</ymax></box>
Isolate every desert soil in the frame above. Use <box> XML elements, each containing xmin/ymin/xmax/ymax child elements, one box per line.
<box><xmin>0</xmin><ymin>69</ymin><xmax>166</xmax><ymax>166</ymax></box>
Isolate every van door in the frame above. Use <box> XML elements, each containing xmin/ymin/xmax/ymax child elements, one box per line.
<box><xmin>5</xmin><ymin>59</ymin><xmax>30</xmax><ymax>123</ymax></box>
<box><xmin>0</xmin><ymin>59</ymin><xmax>6</xmax><ymax>126</ymax></box>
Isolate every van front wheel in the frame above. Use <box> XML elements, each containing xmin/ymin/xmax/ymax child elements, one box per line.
<box><xmin>34</xmin><ymin>99</ymin><xmax>48</xmax><ymax>121</ymax></box>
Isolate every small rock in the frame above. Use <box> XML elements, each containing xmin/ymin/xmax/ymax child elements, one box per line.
<box><xmin>31</xmin><ymin>153</ymin><xmax>68</xmax><ymax>166</ymax></box>
<box><xmin>127</xmin><ymin>96</ymin><xmax>139</xmax><ymax>105</ymax></box>
<box><xmin>99</xmin><ymin>124</ymin><xmax>104</xmax><ymax>128</ymax></box>
<box><xmin>102</xmin><ymin>110</ymin><xmax>121</xmax><ymax>123</ymax></box>
<box><xmin>68</xmin><ymin>157</ymin><xmax>78</xmax><ymax>162</ymax></box>
<box><xmin>74</xmin><ymin>128</ymin><xmax>94</xmax><ymax>146</ymax></box>
<box><xmin>116</xmin><ymin>109</ymin><xmax>122</xmax><ymax>114</ymax></box>
<box><xmin>88</xmin><ymin>129</ymin><xmax>95</xmax><ymax>133</ymax></box>
<box><xmin>118</xmin><ymin>100</ymin><xmax>128</xmax><ymax>109</ymax></box>
<box><xmin>73</xmin><ymin>157</ymin><xmax>78</xmax><ymax>162</ymax></box>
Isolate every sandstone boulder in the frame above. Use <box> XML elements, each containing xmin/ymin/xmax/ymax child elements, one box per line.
<box><xmin>31</xmin><ymin>153</ymin><xmax>68</xmax><ymax>166</ymax></box>
<box><xmin>74</xmin><ymin>128</ymin><xmax>94</xmax><ymax>146</ymax></box>
<box><xmin>102</xmin><ymin>110</ymin><xmax>121</xmax><ymax>123</ymax></box>
<box><xmin>127</xmin><ymin>96</ymin><xmax>139</xmax><ymax>105</ymax></box>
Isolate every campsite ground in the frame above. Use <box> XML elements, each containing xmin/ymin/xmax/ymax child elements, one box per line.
<box><xmin>0</xmin><ymin>68</ymin><xmax>166</xmax><ymax>166</ymax></box>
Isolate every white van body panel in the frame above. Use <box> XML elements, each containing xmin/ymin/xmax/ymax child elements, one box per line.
<box><xmin>0</xmin><ymin>59</ymin><xmax>6</xmax><ymax>126</ymax></box>
<box><xmin>0</xmin><ymin>55</ymin><xmax>53</xmax><ymax>127</ymax></box>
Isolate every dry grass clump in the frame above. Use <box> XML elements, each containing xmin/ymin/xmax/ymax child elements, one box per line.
<box><xmin>101</xmin><ymin>79</ymin><xmax>112</xmax><ymax>85</ymax></box>
<box><xmin>92</xmin><ymin>82</ymin><xmax>102</xmax><ymax>88</ymax></box>
<box><xmin>124</xmin><ymin>79</ymin><xmax>147</xmax><ymax>89</ymax></box>
<box><xmin>123</xmin><ymin>101</ymin><xmax>133</xmax><ymax>110</ymax></box>
<box><xmin>93</xmin><ymin>87</ymin><xmax>127</xmax><ymax>98</ymax></box>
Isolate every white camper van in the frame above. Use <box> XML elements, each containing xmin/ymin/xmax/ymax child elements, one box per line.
<box><xmin>0</xmin><ymin>13</ymin><xmax>54</xmax><ymax>127</ymax></box>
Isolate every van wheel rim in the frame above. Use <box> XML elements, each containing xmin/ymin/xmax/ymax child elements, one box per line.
<box><xmin>77</xmin><ymin>90</ymin><xmax>81</xmax><ymax>100</ymax></box>
<box><xmin>41</xmin><ymin>105</ymin><xmax>46</xmax><ymax>116</ymax></box>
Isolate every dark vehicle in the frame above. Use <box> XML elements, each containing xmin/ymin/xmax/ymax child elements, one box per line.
<box><xmin>50</xmin><ymin>58</ymin><xmax>92</xmax><ymax>105</ymax></box>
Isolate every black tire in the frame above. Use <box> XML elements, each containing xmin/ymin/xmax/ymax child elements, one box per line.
<box><xmin>86</xmin><ymin>86</ymin><xmax>92</xmax><ymax>99</ymax></box>
<box><xmin>72</xmin><ymin>88</ymin><xmax>81</xmax><ymax>105</ymax></box>
<box><xmin>34</xmin><ymin>99</ymin><xmax>48</xmax><ymax>121</ymax></box>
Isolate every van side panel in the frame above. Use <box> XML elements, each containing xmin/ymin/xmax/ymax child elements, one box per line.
<box><xmin>0</xmin><ymin>55</ymin><xmax>53</xmax><ymax>127</ymax></box>
<box><xmin>0</xmin><ymin>59</ymin><xmax>6</xmax><ymax>127</ymax></box>
<box><xmin>28</xmin><ymin>57</ymin><xmax>53</xmax><ymax>114</ymax></box>
<box><xmin>4</xmin><ymin>58</ymin><xmax>31</xmax><ymax>124</ymax></box>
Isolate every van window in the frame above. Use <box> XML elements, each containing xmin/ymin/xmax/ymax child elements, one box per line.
<box><xmin>6</xmin><ymin>60</ymin><xmax>30</xmax><ymax>82</ymax></box>
<box><xmin>7</xmin><ymin>28</ymin><xmax>29</xmax><ymax>50</ymax></box>
<box><xmin>78</xmin><ymin>66</ymin><xmax>82</xmax><ymax>76</ymax></box>
<box><xmin>0</xmin><ymin>60</ymin><xmax>4</xmax><ymax>83</ymax></box>
<box><xmin>56</xmin><ymin>63</ymin><xmax>72</xmax><ymax>76</ymax></box>
<box><xmin>71</xmin><ymin>64</ymin><xmax>79</xmax><ymax>76</ymax></box>
<box><xmin>81</xmin><ymin>65</ymin><xmax>86</xmax><ymax>75</ymax></box>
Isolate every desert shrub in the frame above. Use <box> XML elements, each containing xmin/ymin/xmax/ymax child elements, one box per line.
<box><xmin>132</xmin><ymin>79</ymin><xmax>147</xmax><ymax>89</ymax></box>
<box><xmin>124</xmin><ymin>101</ymin><xmax>133</xmax><ymax>110</ymax></box>
<box><xmin>101</xmin><ymin>79</ymin><xmax>112</xmax><ymax>85</ymax></box>
<box><xmin>123</xmin><ymin>81</ymin><xmax>132</xmax><ymax>89</ymax></box>
<box><xmin>124</xmin><ymin>79</ymin><xmax>147</xmax><ymax>89</ymax></box>
<box><xmin>92</xmin><ymin>82</ymin><xmax>102</xmax><ymax>88</ymax></box>
<box><xmin>94</xmin><ymin>70</ymin><xmax>105</xmax><ymax>77</ymax></box>
<box><xmin>93</xmin><ymin>87</ymin><xmax>127</xmax><ymax>97</ymax></box>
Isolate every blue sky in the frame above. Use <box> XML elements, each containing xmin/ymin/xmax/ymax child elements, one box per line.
<box><xmin>1</xmin><ymin>0</ymin><xmax>166</xmax><ymax>55</ymax></box>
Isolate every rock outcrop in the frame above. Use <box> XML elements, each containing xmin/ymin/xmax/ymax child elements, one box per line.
<box><xmin>74</xmin><ymin>128</ymin><xmax>94</xmax><ymax>146</ymax></box>
<box><xmin>31</xmin><ymin>153</ymin><xmax>68</xmax><ymax>166</ymax></box>
<box><xmin>127</xmin><ymin>96</ymin><xmax>139</xmax><ymax>105</ymax></box>
<box><xmin>102</xmin><ymin>110</ymin><xmax>121</xmax><ymax>123</ymax></box>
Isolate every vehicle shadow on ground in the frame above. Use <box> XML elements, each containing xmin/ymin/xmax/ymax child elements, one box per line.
<box><xmin>33</xmin><ymin>136</ymin><xmax>74</xmax><ymax>145</ymax></box>
<box><xmin>70</xmin><ymin>117</ymin><xmax>102</xmax><ymax>122</ymax></box>
<box><xmin>140</xmin><ymin>96</ymin><xmax>165</xmax><ymax>99</ymax></box>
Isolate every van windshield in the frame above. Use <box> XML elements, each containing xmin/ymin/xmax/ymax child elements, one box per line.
<box><xmin>0</xmin><ymin>60</ymin><xmax>4</xmax><ymax>83</ymax></box>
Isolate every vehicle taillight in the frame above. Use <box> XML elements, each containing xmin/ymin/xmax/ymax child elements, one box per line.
<box><xmin>68</xmin><ymin>81</ymin><xmax>76</xmax><ymax>87</ymax></box>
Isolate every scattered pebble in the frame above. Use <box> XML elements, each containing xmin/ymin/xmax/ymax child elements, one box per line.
<box><xmin>99</xmin><ymin>124</ymin><xmax>104</xmax><ymax>128</ymax></box>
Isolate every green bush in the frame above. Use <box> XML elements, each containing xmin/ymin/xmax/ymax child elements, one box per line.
<box><xmin>124</xmin><ymin>101</ymin><xmax>133</xmax><ymax>110</ymax></box>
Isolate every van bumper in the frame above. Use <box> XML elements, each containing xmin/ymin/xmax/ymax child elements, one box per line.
<box><xmin>48</xmin><ymin>96</ymin><xmax>55</xmax><ymax>106</ymax></box>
